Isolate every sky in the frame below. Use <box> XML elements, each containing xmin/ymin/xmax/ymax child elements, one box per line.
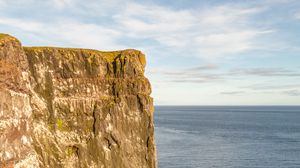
<box><xmin>0</xmin><ymin>0</ymin><xmax>300</xmax><ymax>105</ymax></box>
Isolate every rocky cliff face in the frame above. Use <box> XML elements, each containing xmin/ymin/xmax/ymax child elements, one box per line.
<box><xmin>0</xmin><ymin>34</ymin><xmax>156</xmax><ymax>168</ymax></box>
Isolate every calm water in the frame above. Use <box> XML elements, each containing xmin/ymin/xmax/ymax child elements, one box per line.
<box><xmin>154</xmin><ymin>106</ymin><xmax>300</xmax><ymax>168</ymax></box>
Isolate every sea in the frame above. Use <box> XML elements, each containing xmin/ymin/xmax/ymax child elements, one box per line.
<box><xmin>154</xmin><ymin>106</ymin><xmax>300</xmax><ymax>168</ymax></box>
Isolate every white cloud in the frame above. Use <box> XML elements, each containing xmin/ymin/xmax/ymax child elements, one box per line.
<box><xmin>294</xmin><ymin>12</ymin><xmax>300</xmax><ymax>20</ymax></box>
<box><xmin>195</xmin><ymin>30</ymin><xmax>273</xmax><ymax>57</ymax></box>
<box><xmin>0</xmin><ymin>1</ymin><xmax>5</xmax><ymax>7</ymax></box>
<box><xmin>51</xmin><ymin>0</ymin><xmax>73</xmax><ymax>9</ymax></box>
<box><xmin>0</xmin><ymin>17</ymin><xmax>124</xmax><ymax>50</ymax></box>
<box><xmin>112</xmin><ymin>3</ymin><xmax>271</xmax><ymax>58</ymax></box>
<box><xmin>0</xmin><ymin>17</ymin><xmax>44</xmax><ymax>31</ymax></box>
<box><xmin>0</xmin><ymin>0</ymin><xmax>275</xmax><ymax>58</ymax></box>
<box><xmin>199</xmin><ymin>5</ymin><xmax>262</xmax><ymax>26</ymax></box>
<box><xmin>0</xmin><ymin>0</ymin><xmax>36</xmax><ymax>7</ymax></box>
<box><xmin>282</xmin><ymin>89</ymin><xmax>300</xmax><ymax>96</ymax></box>
<box><xmin>53</xmin><ymin>21</ymin><xmax>123</xmax><ymax>50</ymax></box>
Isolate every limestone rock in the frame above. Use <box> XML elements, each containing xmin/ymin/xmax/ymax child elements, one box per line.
<box><xmin>0</xmin><ymin>33</ymin><xmax>156</xmax><ymax>168</ymax></box>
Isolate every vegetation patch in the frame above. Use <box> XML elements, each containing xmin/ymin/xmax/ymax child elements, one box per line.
<box><xmin>57</xmin><ymin>118</ymin><xmax>64</xmax><ymax>130</ymax></box>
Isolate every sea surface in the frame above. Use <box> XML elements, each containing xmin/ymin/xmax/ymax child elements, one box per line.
<box><xmin>154</xmin><ymin>106</ymin><xmax>300</xmax><ymax>168</ymax></box>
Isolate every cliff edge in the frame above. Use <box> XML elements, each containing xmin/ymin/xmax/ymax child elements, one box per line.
<box><xmin>0</xmin><ymin>33</ymin><xmax>156</xmax><ymax>168</ymax></box>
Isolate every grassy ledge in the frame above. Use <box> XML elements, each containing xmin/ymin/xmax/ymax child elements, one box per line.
<box><xmin>0</xmin><ymin>33</ymin><xmax>19</xmax><ymax>44</ymax></box>
<box><xmin>24</xmin><ymin>47</ymin><xmax>143</xmax><ymax>64</ymax></box>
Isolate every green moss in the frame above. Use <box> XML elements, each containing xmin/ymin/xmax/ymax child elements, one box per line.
<box><xmin>0</xmin><ymin>33</ymin><xmax>9</xmax><ymax>39</ymax></box>
<box><xmin>0</xmin><ymin>33</ymin><xmax>19</xmax><ymax>44</ymax></box>
<box><xmin>67</xmin><ymin>146</ymin><xmax>77</xmax><ymax>156</ymax></box>
<box><xmin>108</xmin><ymin>101</ymin><xmax>116</xmax><ymax>107</ymax></box>
<box><xmin>23</xmin><ymin>47</ymin><xmax>145</xmax><ymax>65</ymax></box>
<box><xmin>48</xmin><ymin>123</ymin><xmax>54</xmax><ymax>130</ymax></box>
<box><xmin>24</xmin><ymin>47</ymin><xmax>122</xmax><ymax>63</ymax></box>
<box><xmin>87</xmin><ymin>54</ymin><xmax>95</xmax><ymax>64</ymax></box>
<box><xmin>102</xmin><ymin>51</ymin><xmax>120</xmax><ymax>63</ymax></box>
<box><xmin>57</xmin><ymin>118</ymin><xmax>64</xmax><ymax>130</ymax></box>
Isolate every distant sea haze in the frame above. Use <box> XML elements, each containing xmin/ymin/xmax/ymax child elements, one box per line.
<box><xmin>154</xmin><ymin>106</ymin><xmax>300</xmax><ymax>168</ymax></box>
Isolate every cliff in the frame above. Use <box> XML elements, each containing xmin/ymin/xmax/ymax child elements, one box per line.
<box><xmin>0</xmin><ymin>34</ymin><xmax>156</xmax><ymax>168</ymax></box>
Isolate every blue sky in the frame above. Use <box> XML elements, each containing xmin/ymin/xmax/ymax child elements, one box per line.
<box><xmin>1</xmin><ymin>0</ymin><xmax>300</xmax><ymax>105</ymax></box>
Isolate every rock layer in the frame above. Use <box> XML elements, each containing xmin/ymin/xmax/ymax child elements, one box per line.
<box><xmin>0</xmin><ymin>34</ymin><xmax>156</xmax><ymax>168</ymax></box>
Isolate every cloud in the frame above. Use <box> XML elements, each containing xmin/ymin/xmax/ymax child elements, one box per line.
<box><xmin>0</xmin><ymin>17</ymin><xmax>44</xmax><ymax>31</ymax></box>
<box><xmin>170</xmin><ymin>79</ymin><xmax>220</xmax><ymax>83</ymax></box>
<box><xmin>221</xmin><ymin>89</ymin><xmax>300</xmax><ymax>97</ymax></box>
<box><xmin>111</xmin><ymin>3</ymin><xmax>272</xmax><ymax>58</ymax></box>
<box><xmin>165</xmin><ymin>71</ymin><xmax>222</xmax><ymax>83</ymax></box>
<box><xmin>155</xmin><ymin>66</ymin><xmax>300</xmax><ymax>84</ymax></box>
<box><xmin>185</xmin><ymin>64</ymin><xmax>219</xmax><ymax>71</ymax></box>
<box><xmin>0</xmin><ymin>0</ymin><xmax>277</xmax><ymax>59</ymax></box>
<box><xmin>51</xmin><ymin>0</ymin><xmax>73</xmax><ymax>9</ymax></box>
<box><xmin>112</xmin><ymin>3</ymin><xmax>196</xmax><ymax>47</ymax></box>
<box><xmin>295</xmin><ymin>12</ymin><xmax>300</xmax><ymax>20</ymax></box>
<box><xmin>242</xmin><ymin>83</ymin><xmax>300</xmax><ymax>90</ymax></box>
<box><xmin>0</xmin><ymin>1</ymin><xmax>5</xmax><ymax>7</ymax></box>
<box><xmin>230</xmin><ymin>68</ymin><xmax>300</xmax><ymax>77</ymax></box>
<box><xmin>199</xmin><ymin>5</ymin><xmax>262</xmax><ymax>25</ymax></box>
<box><xmin>282</xmin><ymin>90</ymin><xmax>300</xmax><ymax>96</ymax></box>
<box><xmin>195</xmin><ymin>30</ymin><xmax>273</xmax><ymax>57</ymax></box>
<box><xmin>51</xmin><ymin>21</ymin><xmax>123</xmax><ymax>49</ymax></box>
<box><xmin>151</xmin><ymin>64</ymin><xmax>223</xmax><ymax>83</ymax></box>
<box><xmin>0</xmin><ymin>16</ymin><xmax>124</xmax><ymax>50</ymax></box>
<box><xmin>220</xmin><ymin>91</ymin><xmax>245</xmax><ymax>95</ymax></box>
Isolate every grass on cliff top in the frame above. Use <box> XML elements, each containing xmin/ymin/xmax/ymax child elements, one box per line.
<box><xmin>0</xmin><ymin>33</ymin><xmax>18</xmax><ymax>43</ymax></box>
<box><xmin>0</xmin><ymin>33</ymin><xmax>9</xmax><ymax>39</ymax></box>
<box><xmin>24</xmin><ymin>46</ymin><xmax>142</xmax><ymax>63</ymax></box>
<box><xmin>1</xmin><ymin>33</ymin><xmax>145</xmax><ymax>65</ymax></box>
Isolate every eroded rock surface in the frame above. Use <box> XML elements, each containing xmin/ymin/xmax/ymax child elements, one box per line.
<box><xmin>0</xmin><ymin>34</ymin><xmax>156</xmax><ymax>168</ymax></box>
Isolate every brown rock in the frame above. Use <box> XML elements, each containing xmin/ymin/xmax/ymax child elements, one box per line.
<box><xmin>0</xmin><ymin>34</ymin><xmax>156</xmax><ymax>168</ymax></box>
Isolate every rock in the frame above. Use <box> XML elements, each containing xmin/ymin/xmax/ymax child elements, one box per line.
<box><xmin>0</xmin><ymin>33</ymin><xmax>156</xmax><ymax>168</ymax></box>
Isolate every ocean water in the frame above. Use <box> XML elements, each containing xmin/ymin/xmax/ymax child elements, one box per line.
<box><xmin>154</xmin><ymin>106</ymin><xmax>300</xmax><ymax>168</ymax></box>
